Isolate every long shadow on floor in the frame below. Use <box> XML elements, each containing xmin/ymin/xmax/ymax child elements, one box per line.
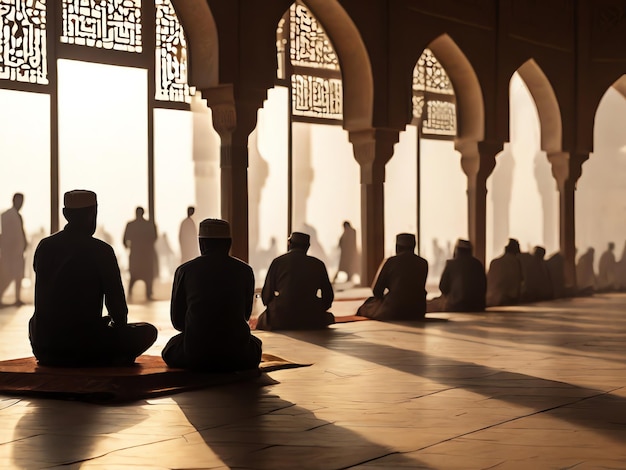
<box><xmin>283</xmin><ymin>328</ymin><xmax>626</xmax><ymax>445</ymax></box>
<box><xmin>172</xmin><ymin>378</ymin><xmax>428</xmax><ymax>470</ymax></box>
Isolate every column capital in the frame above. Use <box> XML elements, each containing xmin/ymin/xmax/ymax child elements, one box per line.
<box><xmin>349</xmin><ymin>128</ymin><xmax>400</xmax><ymax>184</ymax></box>
<box><xmin>456</xmin><ymin>140</ymin><xmax>503</xmax><ymax>185</ymax></box>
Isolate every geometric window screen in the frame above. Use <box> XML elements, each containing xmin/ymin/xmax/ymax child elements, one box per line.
<box><xmin>0</xmin><ymin>0</ymin><xmax>48</xmax><ymax>84</ymax></box>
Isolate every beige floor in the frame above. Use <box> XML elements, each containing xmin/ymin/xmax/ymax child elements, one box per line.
<box><xmin>0</xmin><ymin>291</ymin><xmax>625</xmax><ymax>469</ymax></box>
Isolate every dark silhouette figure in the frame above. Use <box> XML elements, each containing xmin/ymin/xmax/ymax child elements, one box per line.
<box><xmin>597</xmin><ymin>242</ymin><xmax>617</xmax><ymax>292</ymax></box>
<box><xmin>123</xmin><ymin>207</ymin><xmax>157</xmax><ymax>300</ymax></box>
<box><xmin>162</xmin><ymin>219</ymin><xmax>262</xmax><ymax>372</ymax></box>
<box><xmin>486</xmin><ymin>238</ymin><xmax>523</xmax><ymax>307</ymax></box>
<box><xmin>256</xmin><ymin>232</ymin><xmax>334</xmax><ymax>330</ymax></box>
<box><xmin>546</xmin><ymin>251</ymin><xmax>567</xmax><ymax>298</ymax></box>
<box><xmin>518</xmin><ymin>246</ymin><xmax>552</xmax><ymax>303</ymax></box>
<box><xmin>614</xmin><ymin>241</ymin><xmax>626</xmax><ymax>291</ymax></box>
<box><xmin>531</xmin><ymin>246</ymin><xmax>554</xmax><ymax>300</ymax></box>
<box><xmin>28</xmin><ymin>190</ymin><xmax>157</xmax><ymax>366</ymax></box>
<box><xmin>576</xmin><ymin>247</ymin><xmax>596</xmax><ymax>295</ymax></box>
<box><xmin>0</xmin><ymin>193</ymin><xmax>27</xmax><ymax>307</ymax></box>
<box><xmin>357</xmin><ymin>233</ymin><xmax>428</xmax><ymax>321</ymax></box>
<box><xmin>179</xmin><ymin>206</ymin><xmax>199</xmax><ymax>264</ymax></box>
<box><xmin>428</xmin><ymin>239</ymin><xmax>486</xmax><ymax>312</ymax></box>
<box><xmin>333</xmin><ymin>221</ymin><xmax>359</xmax><ymax>284</ymax></box>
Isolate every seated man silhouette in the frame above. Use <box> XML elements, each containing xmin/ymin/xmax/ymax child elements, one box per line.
<box><xmin>486</xmin><ymin>238</ymin><xmax>523</xmax><ymax>307</ymax></box>
<box><xmin>162</xmin><ymin>219</ymin><xmax>262</xmax><ymax>371</ymax></box>
<box><xmin>28</xmin><ymin>190</ymin><xmax>157</xmax><ymax>367</ymax></box>
<box><xmin>357</xmin><ymin>233</ymin><xmax>428</xmax><ymax>321</ymax></box>
<box><xmin>256</xmin><ymin>232</ymin><xmax>334</xmax><ymax>330</ymax></box>
<box><xmin>428</xmin><ymin>239</ymin><xmax>486</xmax><ymax>312</ymax></box>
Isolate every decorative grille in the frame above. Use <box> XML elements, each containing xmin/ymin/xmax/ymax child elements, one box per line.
<box><xmin>155</xmin><ymin>0</ymin><xmax>189</xmax><ymax>103</ymax></box>
<box><xmin>0</xmin><ymin>0</ymin><xmax>47</xmax><ymax>84</ymax></box>
<box><xmin>60</xmin><ymin>0</ymin><xmax>142</xmax><ymax>53</ymax></box>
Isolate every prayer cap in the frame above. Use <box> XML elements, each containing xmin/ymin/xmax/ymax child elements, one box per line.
<box><xmin>396</xmin><ymin>233</ymin><xmax>416</xmax><ymax>247</ymax></box>
<box><xmin>64</xmin><ymin>190</ymin><xmax>97</xmax><ymax>209</ymax></box>
<box><xmin>198</xmin><ymin>219</ymin><xmax>231</xmax><ymax>239</ymax></box>
<box><xmin>289</xmin><ymin>232</ymin><xmax>310</xmax><ymax>245</ymax></box>
<box><xmin>456</xmin><ymin>239</ymin><xmax>472</xmax><ymax>250</ymax></box>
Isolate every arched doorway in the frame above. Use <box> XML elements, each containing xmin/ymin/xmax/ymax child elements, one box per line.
<box><xmin>249</xmin><ymin>0</ymin><xmax>361</xmax><ymax>286</ymax></box>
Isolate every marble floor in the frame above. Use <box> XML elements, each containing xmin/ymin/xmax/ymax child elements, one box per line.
<box><xmin>0</xmin><ymin>291</ymin><xmax>625</xmax><ymax>469</ymax></box>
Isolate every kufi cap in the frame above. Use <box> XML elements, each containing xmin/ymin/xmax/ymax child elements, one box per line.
<box><xmin>198</xmin><ymin>219</ymin><xmax>231</xmax><ymax>239</ymax></box>
<box><xmin>64</xmin><ymin>190</ymin><xmax>97</xmax><ymax>209</ymax></box>
<box><xmin>288</xmin><ymin>232</ymin><xmax>310</xmax><ymax>245</ymax></box>
<box><xmin>396</xmin><ymin>233</ymin><xmax>416</xmax><ymax>247</ymax></box>
<box><xmin>456</xmin><ymin>239</ymin><xmax>472</xmax><ymax>250</ymax></box>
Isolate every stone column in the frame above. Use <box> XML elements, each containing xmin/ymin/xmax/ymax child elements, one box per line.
<box><xmin>549</xmin><ymin>152</ymin><xmax>585</xmax><ymax>290</ymax></box>
<box><xmin>201</xmin><ymin>85</ymin><xmax>261</xmax><ymax>262</ymax></box>
<box><xmin>457</xmin><ymin>140</ymin><xmax>503</xmax><ymax>266</ymax></box>
<box><xmin>349</xmin><ymin>128</ymin><xmax>399</xmax><ymax>286</ymax></box>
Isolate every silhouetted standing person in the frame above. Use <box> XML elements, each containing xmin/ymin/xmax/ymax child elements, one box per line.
<box><xmin>428</xmin><ymin>239</ymin><xmax>486</xmax><ymax>312</ymax></box>
<box><xmin>29</xmin><ymin>190</ymin><xmax>157</xmax><ymax>366</ymax></box>
<box><xmin>256</xmin><ymin>232</ymin><xmax>335</xmax><ymax>330</ymax></box>
<box><xmin>179</xmin><ymin>206</ymin><xmax>199</xmax><ymax>264</ymax></box>
<box><xmin>546</xmin><ymin>251</ymin><xmax>567</xmax><ymax>298</ymax></box>
<box><xmin>357</xmin><ymin>233</ymin><xmax>428</xmax><ymax>321</ymax></box>
<box><xmin>0</xmin><ymin>193</ymin><xmax>27</xmax><ymax>307</ymax></box>
<box><xmin>333</xmin><ymin>221</ymin><xmax>359</xmax><ymax>284</ymax></box>
<box><xmin>162</xmin><ymin>219</ymin><xmax>262</xmax><ymax>372</ymax></box>
<box><xmin>486</xmin><ymin>238</ymin><xmax>523</xmax><ymax>307</ymax></box>
<box><xmin>123</xmin><ymin>207</ymin><xmax>157</xmax><ymax>300</ymax></box>
<box><xmin>597</xmin><ymin>242</ymin><xmax>616</xmax><ymax>292</ymax></box>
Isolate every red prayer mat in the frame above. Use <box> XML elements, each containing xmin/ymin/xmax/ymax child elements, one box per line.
<box><xmin>0</xmin><ymin>353</ymin><xmax>310</xmax><ymax>404</ymax></box>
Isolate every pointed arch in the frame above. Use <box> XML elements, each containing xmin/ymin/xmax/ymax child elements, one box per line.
<box><xmin>611</xmin><ymin>75</ymin><xmax>626</xmax><ymax>99</ymax></box>
<box><xmin>516</xmin><ymin>59</ymin><xmax>562</xmax><ymax>154</ymax></box>
<box><xmin>301</xmin><ymin>0</ymin><xmax>373</xmax><ymax>131</ymax></box>
<box><xmin>427</xmin><ymin>34</ymin><xmax>484</xmax><ymax>144</ymax></box>
<box><xmin>170</xmin><ymin>0</ymin><xmax>219</xmax><ymax>89</ymax></box>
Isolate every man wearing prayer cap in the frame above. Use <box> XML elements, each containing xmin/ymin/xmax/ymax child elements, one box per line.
<box><xmin>428</xmin><ymin>239</ymin><xmax>486</xmax><ymax>312</ymax></box>
<box><xmin>256</xmin><ymin>231</ymin><xmax>335</xmax><ymax>330</ymax></box>
<box><xmin>486</xmin><ymin>238</ymin><xmax>523</xmax><ymax>306</ymax></box>
<box><xmin>357</xmin><ymin>233</ymin><xmax>429</xmax><ymax>321</ymax></box>
<box><xmin>28</xmin><ymin>190</ymin><xmax>157</xmax><ymax>366</ymax></box>
<box><xmin>162</xmin><ymin>218</ymin><xmax>262</xmax><ymax>371</ymax></box>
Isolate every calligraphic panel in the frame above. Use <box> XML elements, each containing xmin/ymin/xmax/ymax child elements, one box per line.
<box><xmin>60</xmin><ymin>0</ymin><xmax>142</xmax><ymax>52</ymax></box>
<box><xmin>291</xmin><ymin>73</ymin><xmax>342</xmax><ymax>119</ymax></box>
<box><xmin>155</xmin><ymin>0</ymin><xmax>189</xmax><ymax>103</ymax></box>
<box><xmin>290</xmin><ymin>2</ymin><xmax>338</xmax><ymax>70</ymax></box>
<box><xmin>422</xmin><ymin>100</ymin><xmax>456</xmax><ymax>136</ymax></box>
<box><xmin>0</xmin><ymin>0</ymin><xmax>47</xmax><ymax>84</ymax></box>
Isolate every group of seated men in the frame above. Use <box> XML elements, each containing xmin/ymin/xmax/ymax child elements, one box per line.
<box><xmin>32</xmin><ymin>189</ymin><xmax>552</xmax><ymax>374</ymax></box>
<box><xmin>28</xmin><ymin>190</ymin><xmax>261</xmax><ymax>373</ymax></box>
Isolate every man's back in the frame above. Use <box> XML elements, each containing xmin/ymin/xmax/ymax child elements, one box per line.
<box><xmin>487</xmin><ymin>253</ymin><xmax>522</xmax><ymax>306</ymax></box>
<box><xmin>439</xmin><ymin>254</ymin><xmax>486</xmax><ymax>311</ymax></box>
<box><xmin>261</xmin><ymin>249</ymin><xmax>333</xmax><ymax>329</ymax></box>
<box><xmin>31</xmin><ymin>229</ymin><xmax>127</xmax><ymax>348</ymax></box>
<box><xmin>373</xmin><ymin>252</ymin><xmax>428</xmax><ymax>317</ymax></box>
<box><xmin>171</xmin><ymin>253</ymin><xmax>254</xmax><ymax>356</ymax></box>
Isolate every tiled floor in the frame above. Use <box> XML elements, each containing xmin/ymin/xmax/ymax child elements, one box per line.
<box><xmin>1</xmin><ymin>291</ymin><xmax>626</xmax><ymax>469</ymax></box>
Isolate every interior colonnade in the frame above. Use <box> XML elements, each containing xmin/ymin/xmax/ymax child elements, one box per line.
<box><xmin>194</xmin><ymin>0</ymin><xmax>625</xmax><ymax>287</ymax></box>
<box><xmin>2</xmin><ymin>0</ymin><xmax>626</xmax><ymax>289</ymax></box>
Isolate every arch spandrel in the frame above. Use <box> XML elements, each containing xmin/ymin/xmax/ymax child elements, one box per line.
<box><xmin>300</xmin><ymin>0</ymin><xmax>373</xmax><ymax>131</ymax></box>
<box><xmin>169</xmin><ymin>0</ymin><xmax>219</xmax><ymax>89</ymax></box>
<box><xmin>426</xmin><ymin>34</ymin><xmax>485</xmax><ymax>145</ymax></box>
<box><xmin>515</xmin><ymin>59</ymin><xmax>563</xmax><ymax>156</ymax></box>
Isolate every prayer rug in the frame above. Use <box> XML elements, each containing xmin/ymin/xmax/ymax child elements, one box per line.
<box><xmin>0</xmin><ymin>353</ymin><xmax>310</xmax><ymax>404</ymax></box>
<box><xmin>333</xmin><ymin>315</ymin><xmax>372</xmax><ymax>323</ymax></box>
